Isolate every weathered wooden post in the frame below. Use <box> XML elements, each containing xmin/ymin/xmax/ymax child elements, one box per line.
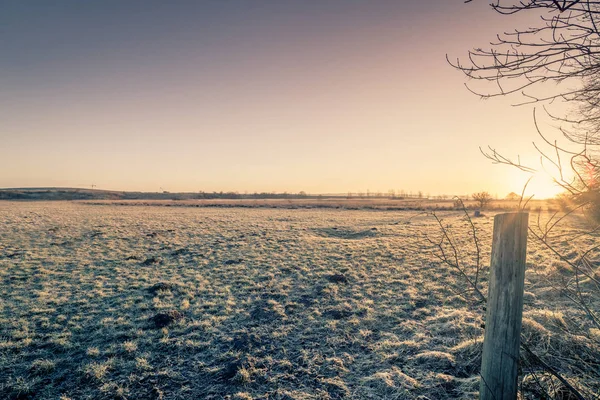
<box><xmin>480</xmin><ymin>212</ymin><xmax>529</xmax><ymax>400</ymax></box>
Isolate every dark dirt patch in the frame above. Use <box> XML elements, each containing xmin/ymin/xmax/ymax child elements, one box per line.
<box><xmin>50</xmin><ymin>241</ymin><xmax>72</xmax><ymax>247</ymax></box>
<box><xmin>414</xmin><ymin>299</ymin><xmax>428</xmax><ymax>309</ymax></box>
<box><xmin>148</xmin><ymin>282</ymin><xmax>179</xmax><ymax>294</ymax></box>
<box><xmin>224</xmin><ymin>259</ymin><xmax>243</xmax><ymax>265</ymax></box>
<box><xmin>313</xmin><ymin>227</ymin><xmax>380</xmax><ymax>240</ymax></box>
<box><xmin>284</xmin><ymin>303</ymin><xmax>300</xmax><ymax>314</ymax></box>
<box><xmin>141</xmin><ymin>257</ymin><xmax>160</xmax><ymax>266</ymax></box>
<box><xmin>323</xmin><ymin>308</ymin><xmax>353</xmax><ymax>320</ymax></box>
<box><xmin>327</xmin><ymin>273</ymin><xmax>348</xmax><ymax>284</ymax></box>
<box><xmin>221</xmin><ymin>359</ymin><xmax>243</xmax><ymax>382</ymax></box>
<box><xmin>260</xmin><ymin>291</ymin><xmax>287</xmax><ymax>301</ymax></box>
<box><xmin>5</xmin><ymin>252</ymin><xmax>23</xmax><ymax>258</ymax></box>
<box><xmin>170</xmin><ymin>248</ymin><xmax>188</xmax><ymax>256</ymax></box>
<box><xmin>9</xmin><ymin>275</ymin><xmax>29</xmax><ymax>281</ymax></box>
<box><xmin>249</xmin><ymin>300</ymin><xmax>286</xmax><ymax>322</ymax></box>
<box><xmin>231</xmin><ymin>331</ymin><xmax>263</xmax><ymax>351</ymax></box>
<box><xmin>298</xmin><ymin>294</ymin><xmax>315</xmax><ymax>307</ymax></box>
<box><xmin>150</xmin><ymin>310</ymin><xmax>183</xmax><ymax>328</ymax></box>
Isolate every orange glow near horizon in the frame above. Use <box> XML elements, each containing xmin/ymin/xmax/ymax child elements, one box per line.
<box><xmin>526</xmin><ymin>173</ymin><xmax>566</xmax><ymax>200</ymax></box>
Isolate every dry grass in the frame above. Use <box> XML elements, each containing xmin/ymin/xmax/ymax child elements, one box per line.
<box><xmin>0</xmin><ymin>202</ymin><xmax>597</xmax><ymax>399</ymax></box>
<box><xmin>79</xmin><ymin>197</ymin><xmax>556</xmax><ymax>212</ymax></box>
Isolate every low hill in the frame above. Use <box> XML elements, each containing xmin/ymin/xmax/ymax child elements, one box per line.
<box><xmin>0</xmin><ymin>188</ymin><xmax>316</xmax><ymax>201</ymax></box>
<box><xmin>0</xmin><ymin>188</ymin><xmax>125</xmax><ymax>201</ymax></box>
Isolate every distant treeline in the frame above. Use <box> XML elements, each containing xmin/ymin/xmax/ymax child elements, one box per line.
<box><xmin>0</xmin><ymin>188</ymin><xmax>332</xmax><ymax>201</ymax></box>
<box><xmin>0</xmin><ymin>188</ymin><xmax>467</xmax><ymax>202</ymax></box>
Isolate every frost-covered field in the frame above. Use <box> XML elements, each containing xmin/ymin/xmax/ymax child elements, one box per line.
<box><xmin>1</xmin><ymin>202</ymin><xmax>598</xmax><ymax>399</ymax></box>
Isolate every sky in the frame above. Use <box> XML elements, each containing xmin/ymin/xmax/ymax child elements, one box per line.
<box><xmin>0</xmin><ymin>1</ymin><xmax>569</xmax><ymax>198</ymax></box>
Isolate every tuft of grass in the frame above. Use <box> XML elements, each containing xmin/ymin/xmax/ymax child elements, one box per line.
<box><xmin>83</xmin><ymin>360</ymin><xmax>112</xmax><ymax>381</ymax></box>
<box><xmin>135</xmin><ymin>357</ymin><xmax>152</xmax><ymax>370</ymax></box>
<box><xmin>6</xmin><ymin>376</ymin><xmax>39</xmax><ymax>399</ymax></box>
<box><xmin>30</xmin><ymin>359</ymin><xmax>56</xmax><ymax>375</ymax></box>
<box><xmin>359</xmin><ymin>367</ymin><xmax>419</xmax><ymax>398</ymax></box>
<box><xmin>412</xmin><ymin>351</ymin><xmax>456</xmax><ymax>373</ymax></box>
<box><xmin>451</xmin><ymin>337</ymin><xmax>483</xmax><ymax>376</ymax></box>
<box><xmin>233</xmin><ymin>393</ymin><xmax>253</xmax><ymax>400</ymax></box>
<box><xmin>232</xmin><ymin>366</ymin><xmax>252</xmax><ymax>384</ymax></box>
<box><xmin>86</xmin><ymin>347</ymin><xmax>100</xmax><ymax>357</ymax></box>
<box><xmin>122</xmin><ymin>340</ymin><xmax>137</xmax><ymax>353</ymax></box>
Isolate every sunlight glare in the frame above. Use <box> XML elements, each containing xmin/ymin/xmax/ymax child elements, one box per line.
<box><xmin>523</xmin><ymin>172</ymin><xmax>565</xmax><ymax>199</ymax></box>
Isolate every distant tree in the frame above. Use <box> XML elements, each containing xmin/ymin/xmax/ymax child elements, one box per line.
<box><xmin>506</xmin><ymin>192</ymin><xmax>520</xmax><ymax>201</ymax></box>
<box><xmin>472</xmin><ymin>191</ymin><xmax>493</xmax><ymax>209</ymax></box>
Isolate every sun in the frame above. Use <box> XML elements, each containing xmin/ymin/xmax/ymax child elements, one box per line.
<box><xmin>522</xmin><ymin>172</ymin><xmax>566</xmax><ymax>199</ymax></box>
<box><xmin>506</xmin><ymin>168</ymin><xmax>567</xmax><ymax>200</ymax></box>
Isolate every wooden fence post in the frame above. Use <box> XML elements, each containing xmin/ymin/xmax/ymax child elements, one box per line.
<box><xmin>480</xmin><ymin>212</ymin><xmax>529</xmax><ymax>400</ymax></box>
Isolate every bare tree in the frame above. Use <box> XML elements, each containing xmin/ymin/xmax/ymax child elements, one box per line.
<box><xmin>451</xmin><ymin>1</ymin><xmax>600</xmax><ymax>117</ymax></box>
<box><xmin>472</xmin><ymin>191</ymin><xmax>493</xmax><ymax>209</ymax></box>
<box><xmin>453</xmin><ymin>1</ymin><xmax>600</xmax><ymax>163</ymax></box>
<box><xmin>442</xmin><ymin>2</ymin><xmax>600</xmax><ymax>397</ymax></box>
<box><xmin>449</xmin><ymin>0</ymin><xmax>600</xmax><ymax>210</ymax></box>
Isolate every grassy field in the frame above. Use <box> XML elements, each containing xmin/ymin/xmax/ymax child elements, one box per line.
<box><xmin>80</xmin><ymin>197</ymin><xmax>554</xmax><ymax>212</ymax></box>
<box><xmin>0</xmin><ymin>202</ymin><xmax>598</xmax><ymax>399</ymax></box>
